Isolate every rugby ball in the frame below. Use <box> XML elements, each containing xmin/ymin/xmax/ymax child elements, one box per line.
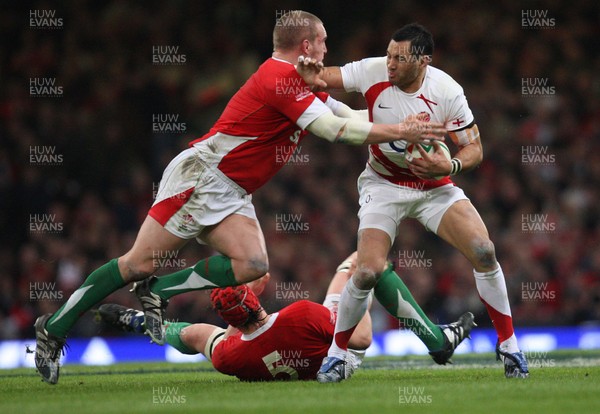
<box><xmin>405</xmin><ymin>141</ymin><xmax>451</xmax><ymax>180</ymax></box>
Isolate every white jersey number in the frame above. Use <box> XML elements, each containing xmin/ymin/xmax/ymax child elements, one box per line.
<box><xmin>262</xmin><ymin>351</ymin><xmax>299</xmax><ymax>380</ymax></box>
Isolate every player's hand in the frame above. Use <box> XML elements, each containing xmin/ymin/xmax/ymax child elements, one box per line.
<box><xmin>335</xmin><ymin>251</ymin><xmax>358</xmax><ymax>276</ymax></box>
<box><xmin>246</xmin><ymin>273</ymin><xmax>271</xmax><ymax>296</ymax></box>
<box><xmin>407</xmin><ymin>141</ymin><xmax>452</xmax><ymax>179</ymax></box>
<box><xmin>400</xmin><ymin>114</ymin><xmax>446</xmax><ymax>144</ymax></box>
<box><xmin>296</xmin><ymin>56</ymin><xmax>327</xmax><ymax>89</ymax></box>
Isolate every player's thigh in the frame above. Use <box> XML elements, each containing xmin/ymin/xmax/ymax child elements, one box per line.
<box><xmin>201</xmin><ymin>213</ymin><xmax>268</xmax><ymax>283</ymax></box>
<box><xmin>436</xmin><ymin>199</ymin><xmax>496</xmax><ymax>270</ymax></box>
<box><xmin>119</xmin><ymin>215</ymin><xmax>189</xmax><ymax>282</ymax></box>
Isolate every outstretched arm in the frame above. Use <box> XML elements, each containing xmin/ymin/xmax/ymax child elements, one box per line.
<box><xmin>307</xmin><ymin>111</ymin><xmax>447</xmax><ymax>145</ymax></box>
<box><xmin>296</xmin><ymin>56</ymin><xmax>344</xmax><ymax>90</ymax></box>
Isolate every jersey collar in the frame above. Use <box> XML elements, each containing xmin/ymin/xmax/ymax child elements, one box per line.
<box><xmin>240</xmin><ymin>312</ymin><xmax>279</xmax><ymax>341</ymax></box>
<box><xmin>271</xmin><ymin>56</ymin><xmax>294</xmax><ymax>65</ymax></box>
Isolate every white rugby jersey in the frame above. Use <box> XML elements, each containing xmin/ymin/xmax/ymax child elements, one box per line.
<box><xmin>341</xmin><ymin>57</ymin><xmax>474</xmax><ymax>189</ymax></box>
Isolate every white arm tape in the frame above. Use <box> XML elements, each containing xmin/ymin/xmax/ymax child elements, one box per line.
<box><xmin>325</xmin><ymin>97</ymin><xmax>369</xmax><ymax>121</ymax></box>
<box><xmin>306</xmin><ymin>111</ymin><xmax>372</xmax><ymax>145</ymax></box>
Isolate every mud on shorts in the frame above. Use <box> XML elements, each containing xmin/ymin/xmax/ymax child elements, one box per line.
<box><xmin>149</xmin><ymin>147</ymin><xmax>257</xmax><ymax>242</ymax></box>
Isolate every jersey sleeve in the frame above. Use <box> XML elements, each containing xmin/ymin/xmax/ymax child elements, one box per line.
<box><xmin>314</xmin><ymin>91</ymin><xmax>330</xmax><ymax>102</ymax></box>
<box><xmin>340</xmin><ymin>60</ymin><xmax>365</xmax><ymax>93</ymax></box>
<box><xmin>444</xmin><ymin>88</ymin><xmax>475</xmax><ymax>132</ymax></box>
<box><xmin>264</xmin><ymin>69</ymin><xmax>331</xmax><ymax>130</ymax></box>
<box><xmin>211</xmin><ymin>336</ymin><xmax>242</xmax><ymax>377</ymax></box>
<box><xmin>340</xmin><ymin>57</ymin><xmax>386</xmax><ymax>94</ymax></box>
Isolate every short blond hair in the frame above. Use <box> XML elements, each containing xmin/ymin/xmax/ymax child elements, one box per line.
<box><xmin>273</xmin><ymin>10</ymin><xmax>322</xmax><ymax>51</ymax></box>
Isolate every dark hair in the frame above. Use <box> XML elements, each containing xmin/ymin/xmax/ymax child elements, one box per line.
<box><xmin>391</xmin><ymin>23</ymin><xmax>434</xmax><ymax>57</ymax></box>
<box><xmin>273</xmin><ymin>10</ymin><xmax>323</xmax><ymax>51</ymax></box>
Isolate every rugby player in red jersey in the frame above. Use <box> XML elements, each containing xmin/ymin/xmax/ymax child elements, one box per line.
<box><xmin>98</xmin><ymin>253</ymin><xmax>473</xmax><ymax>381</ymax></box>
<box><xmin>34</xmin><ymin>11</ymin><xmax>446</xmax><ymax>384</ymax></box>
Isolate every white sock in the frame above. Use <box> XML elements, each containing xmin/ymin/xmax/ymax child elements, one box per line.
<box><xmin>499</xmin><ymin>333</ymin><xmax>519</xmax><ymax>354</ymax></box>
<box><xmin>474</xmin><ymin>264</ymin><xmax>520</xmax><ymax>353</ymax></box>
<box><xmin>327</xmin><ymin>278</ymin><xmax>370</xmax><ymax>359</ymax></box>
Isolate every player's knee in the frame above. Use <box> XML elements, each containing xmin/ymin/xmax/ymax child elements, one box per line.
<box><xmin>237</xmin><ymin>257</ymin><xmax>269</xmax><ymax>282</ymax></box>
<box><xmin>354</xmin><ymin>265</ymin><xmax>382</xmax><ymax>290</ymax></box>
<box><xmin>470</xmin><ymin>238</ymin><xmax>497</xmax><ymax>270</ymax></box>
<box><xmin>118</xmin><ymin>257</ymin><xmax>155</xmax><ymax>283</ymax></box>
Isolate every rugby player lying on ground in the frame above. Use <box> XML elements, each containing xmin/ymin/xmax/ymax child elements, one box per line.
<box><xmin>98</xmin><ymin>253</ymin><xmax>474</xmax><ymax>381</ymax></box>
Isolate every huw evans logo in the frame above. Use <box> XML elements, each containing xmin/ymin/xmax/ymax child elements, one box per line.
<box><xmin>275</xmin><ymin>213</ymin><xmax>309</xmax><ymax>234</ymax></box>
<box><xmin>29</xmin><ymin>214</ymin><xmax>63</xmax><ymax>234</ymax></box>
<box><xmin>152</xmin><ymin>114</ymin><xmax>187</xmax><ymax>133</ymax></box>
<box><xmin>521</xmin><ymin>282</ymin><xmax>556</xmax><ymax>302</ymax></box>
<box><xmin>398</xmin><ymin>386</ymin><xmax>432</xmax><ymax>404</ymax></box>
<box><xmin>30</xmin><ymin>282</ymin><xmax>63</xmax><ymax>301</ymax></box>
<box><xmin>30</xmin><ymin>146</ymin><xmax>63</xmax><ymax>165</ymax></box>
<box><xmin>521</xmin><ymin>10</ymin><xmax>555</xmax><ymax>29</ymax></box>
<box><xmin>275</xmin><ymin>10</ymin><xmax>310</xmax><ymax>27</ymax></box>
<box><xmin>275</xmin><ymin>282</ymin><xmax>309</xmax><ymax>301</ymax></box>
<box><xmin>30</xmin><ymin>78</ymin><xmax>63</xmax><ymax>97</ymax></box>
<box><xmin>397</xmin><ymin>250</ymin><xmax>432</xmax><ymax>269</ymax></box>
<box><xmin>30</xmin><ymin>10</ymin><xmax>63</xmax><ymax>28</ymax></box>
<box><xmin>152</xmin><ymin>386</ymin><xmax>186</xmax><ymax>404</ymax></box>
<box><xmin>521</xmin><ymin>78</ymin><xmax>556</xmax><ymax>97</ymax></box>
<box><xmin>152</xmin><ymin>46</ymin><xmax>186</xmax><ymax>65</ymax></box>
<box><xmin>521</xmin><ymin>214</ymin><xmax>556</xmax><ymax>233</ymax></box>
<box><xmin>521</xmin><ymin>146</ymin><xmax>555</xmax><ymax>165</ymax></box>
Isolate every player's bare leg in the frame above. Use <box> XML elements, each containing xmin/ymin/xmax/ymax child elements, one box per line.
<box><xmin>202</xmin><ymin>213</ymin><xmax>269</xmax><ymax>283</ymax></box>
<box><xmin>35</xmin><ymin>215</ymin><xmax>189</xmax><ymax>383</ymax></box>
<box><xmin>127</xmin><ymin>213</ymin><xmax>267</xmax><ymax>344</ymax></box>
<box><xmin>325</xmin><ymin>229</ymin><xmax>387</xmax><ymax>360</ymax></box>
<box><xmin>318</xmin><ymin>227</ymin><xmax>476</xmax><ymax>383</ymax></box>
<box><xmin>45</xmin><ymin>215</ymin><xmax>188</xmax><ymax>337</ymax></box>
<box><xmin>119</xmin><ymin>215</ymin><xmax>189</xmax><ymax>282</ymax></box>
<box><xmin>361</xmin><ymin>228</ymin><xmax>472</xmax><ymax>357</ymax></box>
<box><xmin>95</xmin><ymin>303</ymin><xmax>223</xmax><ymax>358</ymax></box>
<box><xmin>146</xmin><ymin>213</ymin><xmax>268</xmax><ymax>300</ymax></box>
<box><xmin>436</xmin><ymin>199</ymin><xmax>529</xmax><ymax>378</ymax></box>
<box><xmin>176</xmin><ymin>323</ymin><xmax>231</xmax><ymax>361</ymax></box>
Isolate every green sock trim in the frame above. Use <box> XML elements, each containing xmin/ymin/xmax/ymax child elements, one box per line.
<box><xmin>164</xmin><ymin>321</ymin><xmax>196</xmax><ymax>354</ymax></box>
<box><xmin>46</xmin><ymin>258</ymin><xmax>126</xmax><ymax>337</ymax></box>
<box><xmin>374</xmin><ymin>266</ymin><xmax>444</xmax><ymax>351</ymax></box>
<box><xmin>151</xmin><ymin>255</ymin><xmax>237</xmax><ymax>300</ymax></box>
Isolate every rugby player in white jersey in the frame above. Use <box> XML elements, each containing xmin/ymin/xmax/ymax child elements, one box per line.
<box><xmin>298</xmin><ymin>23</ymin><xmax>529</xmax><ymax>381</ymax></box>
<box><xmin>33</xmin><ymin>13</ymin><xmax>447</xmax><ymax>384</ymax></box>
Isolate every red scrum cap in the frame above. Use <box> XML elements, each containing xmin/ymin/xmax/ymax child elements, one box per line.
<box><xmin>210</xmin><ymin>285</ymin><xmax>263</xmax><ymax>328</ymax></box>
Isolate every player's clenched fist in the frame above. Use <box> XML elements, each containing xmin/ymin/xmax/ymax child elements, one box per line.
<box><xmin>296</xmin><ymin>55</ymin><xmax>327</xmax><ymax>89</ymax></box>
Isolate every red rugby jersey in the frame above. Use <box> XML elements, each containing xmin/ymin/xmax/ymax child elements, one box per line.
<box><xmin>211</xmin><ymin>300</ymin><xmax>336</xmax><ymax>381</ymax></box>
<box><xmin>189</xmin><ymin>58</ymin><xmax>330</xmax><ymax>194</ymax></box>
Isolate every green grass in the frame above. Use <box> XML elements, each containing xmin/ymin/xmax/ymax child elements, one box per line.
<box><xmin>1</xmin><ymin>351</ymin><xmax>599</xmax><ymax>414</ymax></box>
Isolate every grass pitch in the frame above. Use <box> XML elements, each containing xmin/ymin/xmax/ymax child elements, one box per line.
<box><xmin>1</xmin><ymin>351</ymin><xmax>599</xmax><ymax>414</ymax></box>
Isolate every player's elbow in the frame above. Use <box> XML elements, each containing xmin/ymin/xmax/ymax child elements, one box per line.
<box><xmin>307</xmin><ymin>112</ymin><xmax>370</xmax><ymax>145</ymax></box>
<box><xmin>306</xmin><ymin>112</ymin><xmax>345</xmax><ymax>143</ymax></box>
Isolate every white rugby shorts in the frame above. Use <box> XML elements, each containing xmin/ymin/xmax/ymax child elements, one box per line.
<box><xmin>357</xmin><ymin>167</ymin><xmax>468</xmax><ymax>242</ymax></box>
<box><xmin>148</xmin><ymin>147</ymin><xmax>257</xmax><ymax>241</ymax></box>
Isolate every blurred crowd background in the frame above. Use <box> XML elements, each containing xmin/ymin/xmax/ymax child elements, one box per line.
<box><xmin>1</xmin><ymin>0</ymin><xmax>599</xmax><ymax>339</ymax></box>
